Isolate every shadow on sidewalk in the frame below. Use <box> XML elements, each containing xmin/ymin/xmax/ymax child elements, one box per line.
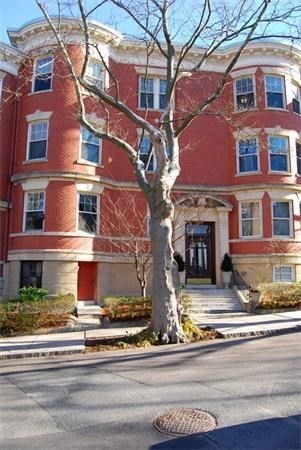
<box><xmin>149</xmin><ymin>415</ymin><xmax>301</xmax><ymax>450</ymax></box>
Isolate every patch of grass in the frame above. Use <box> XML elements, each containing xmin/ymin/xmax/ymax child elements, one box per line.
<box><xmin>257</xmin><ymin>283</ymin><xmax>301</xmax><ymax>310</ymax></box>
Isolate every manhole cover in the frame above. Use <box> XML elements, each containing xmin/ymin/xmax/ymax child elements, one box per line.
<box><xmin>153</xmin><ymin>408</ymin><xmax>217</xmax><ymax>437</ymax></box>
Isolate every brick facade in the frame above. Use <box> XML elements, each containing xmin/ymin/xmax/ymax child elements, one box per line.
<box><xmin>0</xmin><ymin>18</ymin><xmax>300</xmax><ymax>301</ymax></box>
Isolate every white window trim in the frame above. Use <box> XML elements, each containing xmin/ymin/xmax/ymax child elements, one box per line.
<box><xmin>23</xmin><ymin>191</ymin><xmax>45</xmax><ymax>233</ymax></box>
<box><xmin>268</xmin><ymin>134</ymin><xmax>291</xmax><ymax>173</ymax></box>
<box><xmin>137</xmin><ymin>130</ymin><xmax>156</xmax><ymax>172</ymax></box>
<box><xmin>138</xmin><ymin>76</ymin><xmax>166</xmax><ymax>110</ymax></box>
<box><xmin>239</xmin><ymin>200</ymin><xmax>262</xmax><ymax>239</ymax></box>
<box><xmin>292</xmin><ymin>81</ymin><xmax>301</xmax><ymax>115</ymax></box>
<box><xmin>79</xmin><ymin>126</ymin><xmax>102</xmax><ymax>166</ymax></box>
<box><xmin>31</xmin><ymin>56</ymin><xmax>53</xmax><ymax>94</ymax></box>
<box><xmin>26</xmin><ymin>120</ymin><xmax>49</xmax><ymax>161</ymax></box>
<box><xmin>264</xmin><ymin>74</ymin><xmax>286</xmax><ymax>110</ymax></box>
<box><xmin>233</xmin><ymin>75</ymin><xmax>256</xmax><ymax>110</ymax></box>
<box><xmin>77</xmin><ymin>192</ymin><xmax>99</xmax><ymax>235</ymax></box>
<box><xmin>236</xmin><ymin>136</ymin><xmax>260</xmax><ymax>175</ymax></box>
<box><xmin>271</xmin><ymin>200</ymin><xmax>293</xmax><ymax>238</ymax></box>
<box><xmin>85</xmin><ymin>59</ymin><xmax>105</xmax><ymax>90</ymax></box>
<box><xmin>273</xmin><ymin>265</ymin><xmax>294</xmax><ymax>283</ymax></box>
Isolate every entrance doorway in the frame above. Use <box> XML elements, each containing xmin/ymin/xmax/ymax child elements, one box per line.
<box><xmin>77</xmin><ymin>262</ymin><xmax>97</xmax><ymax>301</ymax></box>
<box><xmin>185</xmin><ymin>222</ymin><xmax>215</xmax><ymax>284</ymax></box>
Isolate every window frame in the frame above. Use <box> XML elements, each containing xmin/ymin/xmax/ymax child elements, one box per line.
<box><xmin>26</xmin><ymin>120</ymin><xmax>49</xmax><ymax>161</ymax></box>
<box><xmin>234</xmin><ymin>76</ymin><xmax>256</xmax><ymax>110</ymax></box>
<box><xmin>85</xmin><ymin>60</ymin><xmax>105</xmax><ymax>90</ymax></box>
<box><xmin>32</xmin><ymin>56</ymin><xmax>53</xmax><ymax>93</ymax></box>
<box><xmin>268</xmin><ymin>135</ymin><xmax>290</xmax><ymax>173</ymax></box>
<box><xmin>272</xmin><ymin>200</ymin><xmax>292</xmax><ymax>238</ymax></box>
<box><xmin>239</xmin><ymin>201</ymin><xmax>262</xmax><ymax>239</ymax></box>
<box><xmin>78</xmin><ymin>193</ymin><xmax>99</xmax><ymax>234</ymax></box>
<box><xmin>139</xmin><ymin>77</ymin><xmax>167</xmax><ymax>110</ymax></box>
<box><xmin>273</xmin><ymin>265</ymin><xmax>294</xmax><ymax>283</ymax></box>
<box><xmin>236</xmin><ymin>137</ymin><xmax>259</xmax><ymax>174</ymax></box>
<box><xmin>138</xmin><ymin>134</ymin><xmax>156</xmax><ymax>172</ymax></box>
<box><xmin>24</xmin><ymin>191</ymin><xmax>45</xmax><ymax>232</ymax></box>
<box><xmin>292</xmin><ymin>82</ymin><xmax>301</xmax><ymax>115</ymax></box>
<box><xmin>264</xmin><ymin>75</ymin><xmax>285</xmax><ymax>109</ymax></box>
<box><xmin>20</xmin><ymin>261</ymin><xmax>43</xmax><ymax>288</ymax></box>
<box><xmin>80</xmin><ymin>126</ymin><xmax>101</xmax><ymax>165</ymax></box>
<box><xmin>296</xmin><ymin>141</ymin><xmax>301</xmax><ymax>175</ymax></box>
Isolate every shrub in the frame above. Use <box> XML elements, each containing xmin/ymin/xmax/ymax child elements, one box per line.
<box><xmin>19</xmin><ymin>286</ymin><xmax>49</xmax><ymax>301</ymax></box>
<box><xmin>174</xmin><ymin>253</ymin><xmax>185</xmax><ymax>272</ymax></box>
<box><xmin>0</xmin><ymin>293</ymin><xmax>75</xmax><ymax>336</ymax></box>
<box><xmin>257</xmin><ymin>283</ymin><xmax>301</xmax><ymax>309</ymax></box>
<box><xmin>103</xmin><ymin>295</ymin><xmax>152</xmax><ymax>320</ymax></box>
<box><xmin>220</xmin><ymin>253</ymin><xmax>233</xmax><ymax>272</ymax></box>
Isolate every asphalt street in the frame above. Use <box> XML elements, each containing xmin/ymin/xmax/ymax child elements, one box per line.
<box><xmin>0</xmin><ymin>331</ymin><xmax>300</xmax><ymax>450</ymax></box>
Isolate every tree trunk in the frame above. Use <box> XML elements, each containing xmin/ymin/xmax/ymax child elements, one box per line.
<box><xmin>150</xmin><ymin>215</ymin><xmax>185</xmax><ymax>344</ymax></box>
<box><xmin>141</xmin><ymin>282</ymin><xmax>146</xmax><ymax>299</ymax></box>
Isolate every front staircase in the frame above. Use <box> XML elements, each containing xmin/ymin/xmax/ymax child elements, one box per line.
<box><xmin>185</xmin><ymin>286</ymin><xmax>245</xmax><ymax>322</ymax></box>
<box><xmin>76</xmin><ymin>302</ymin><xmax>109</xmax><ymax>330</ymax></box>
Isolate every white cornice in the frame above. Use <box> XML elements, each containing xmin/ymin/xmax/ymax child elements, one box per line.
<box><xmin>4</xmin><ymin>17</ymin><xmax>300</xmax><ymax>71</ymax></box>
<box><xmin>0</xmin><ymin>43</ymin><xmax>23</xmax><ymax>75</ymax></box>
<box><xmin>8</xmin><ymin>17</ymin><xmax>122</xmax><ymax>53</ymax></box>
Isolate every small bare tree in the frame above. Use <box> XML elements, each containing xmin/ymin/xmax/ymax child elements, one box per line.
<box><xmin>36</xmin><ymin>0</ymin><xmax>300</xmax><ymax>343</ymax></box>
<box><xmin>101</xmin><ymin>191</ymin><xmax>152</xmax><ymax>298</ymax></box>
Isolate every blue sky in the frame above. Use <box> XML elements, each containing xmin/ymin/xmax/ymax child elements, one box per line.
<box><xmin>0</xmin><ymin>0</ymin><xmax>43</xmax><ymax>43</ymax></box>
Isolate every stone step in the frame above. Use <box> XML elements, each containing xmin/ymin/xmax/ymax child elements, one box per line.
<box><xmin>185</xmin><ymin>287</ymin><xmax>244</xmax><ymax>314</ymax></box>
<box><xmin>77</xmin><ymin>305</ymin><xmax>109</xmax><ymax>320</ymax></box>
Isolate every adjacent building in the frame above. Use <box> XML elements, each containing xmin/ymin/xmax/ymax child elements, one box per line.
<box><xmin>0</xmin><ymin>18</ymin><xmax>300</xmax><ymax>302</ymax></box>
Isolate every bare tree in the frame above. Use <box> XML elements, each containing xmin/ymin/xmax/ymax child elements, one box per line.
<box><xmin>36</xmin><ymin>0</ymin><xmax>300</xmax><ymax>343</ymax></box>
<box><xmin>101</xmin><ymin>190</ymin><xmax>152</xmax><ymax>299</ymax></box>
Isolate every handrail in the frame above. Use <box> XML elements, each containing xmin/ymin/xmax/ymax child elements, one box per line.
<box><xmin>232</xmin><ymin>269</ymin><xmax>251</xmax><ymax>309</ymax></box>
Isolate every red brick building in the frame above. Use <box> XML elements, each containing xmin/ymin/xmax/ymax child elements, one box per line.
<box><xmin>0</xmin><ymin>18</ymin><xmax>300</xmax><ymax>302</ymax></box>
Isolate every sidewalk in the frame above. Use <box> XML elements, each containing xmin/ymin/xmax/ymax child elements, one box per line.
<box><xmin>0</xmin><ymin>311</ymin><xmax>300</xmax><ymax>359</ymax></box>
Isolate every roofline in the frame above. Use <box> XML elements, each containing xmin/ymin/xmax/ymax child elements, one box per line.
<box><xmin>8</xmin><ymin>16</ymin><xmax>123</xmax><ymax>47</ymax></box>
<box><xmin>5</xmin><ymin>17</ymin><xmax>301</xmax><ymax>61</ymax></box>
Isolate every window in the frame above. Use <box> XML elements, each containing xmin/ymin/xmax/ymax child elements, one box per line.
<box><xmin>33</xmin><ymin>56</ymin><xmax>53</xmax><ymax>92</ymax></box>
<box><xmin>24</xmin><ymin>192</ymin><xmax>45</xmax><ymax>231</ymax></box>
<box><xmin>86</xmin><ymin>60</ymin><xmax>104</xmax><ymax>89</ymax></box>
<box><xmin>78</xmin><ymin>194</ymin><xmax>98</xmax><ymax>233</ymax></box>
<box><xmin>80</xmin><ymin>127</ymin><xmax>100</xmax><ymax>163</ymax></box>
<box><xmin>269</xmin><ymin>136</ymin><xmax>289</xmax><ymax>172</ymax></box>
<box><xmin>272</xmin><ymin>201</ymin><xmax>291</xmax><ymax>237</ymax></box>
<box><xmin>237</xmin><ymin>138</ymin><xmax>258</xmax><ymax>173</ymax></box>
<box><xmin>297</xmin><ymin>142</ymin><xmax>301</xmax><ymax>175</ymax></box>
<box><xmin>20</xmin><ymin>261</ymin><xmax>43</xmax><ymax>288</ymax></box>
<box><xmin>139</xmin><ymin>77</ymin><xmax>166</xmax><ymax>110</ymax></box>
<box><xmin>240</xmin><ymin>202</ymin><xmax>261</xmax><ymax>237</ymax></box>
<box><xmin>292</xmin><ymin>83</ymin><xmax>301</xmax><ymax>114</ymax></box>
<box><xmin>235</xmin><ymin>77</ymin><xmax>255</xmax><ymax>109</ymax></box>
<box><xmin>265</xmin><ymin>75</ymin><xmax>285</xmax><ymax>109</ymax></box>
<box><xmin>27</xmin><ymin>121</ymin><xmax>48</xmax><ymax>160</ymax></box>
<box><xmin>139</xmin><ymin>135</ymin><xmax>155</xmax><ymax>171</ymax></box>
<box><xmin>273</xmin><ymin>266</ymin><xmax>293</xmax><ymax>283</ymax></box>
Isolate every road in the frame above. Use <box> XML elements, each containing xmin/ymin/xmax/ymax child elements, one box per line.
<box><xmin>0</xmin><ymin>332</ymin><xmax>300</xmax><ymax>450</ymax></box>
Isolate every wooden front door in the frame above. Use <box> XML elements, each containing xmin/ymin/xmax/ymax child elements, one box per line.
<box><xmin>77</xmin><ymin>262</ymin><xmax>97</xmax><ymax>301</ymax></box>
<box><xmin>185</xmin><ymin>222</ymin><xmax>215</xmax><ymax>284</ymax></box>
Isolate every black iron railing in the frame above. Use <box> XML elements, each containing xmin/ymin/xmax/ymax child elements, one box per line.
<box><xmin>232</xmin><ymin>269</ymin><xmax>251</xmax><ymax>309</ymax></box>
